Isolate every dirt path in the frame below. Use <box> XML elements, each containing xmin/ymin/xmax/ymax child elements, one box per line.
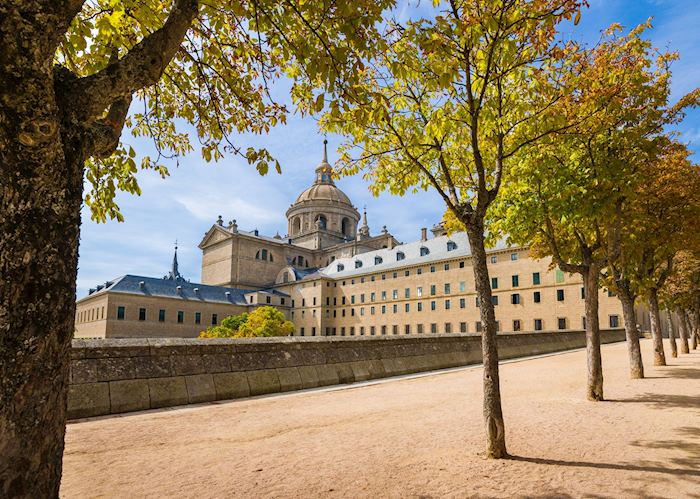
<box><xmin>61</xmin><ymin>339</ymin><xmax>700</xmax><ymax>498</ymax></box>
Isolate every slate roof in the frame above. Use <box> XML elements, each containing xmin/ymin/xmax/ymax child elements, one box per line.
<box><xmin>79</xmin><ymin>275</ymin><xmax>255</xmax><ymax>305</ymax></box>
<box><xmin>320</xmin><ymin>232</ymin><xmax>515</xmax><ymax>279</ymax></box>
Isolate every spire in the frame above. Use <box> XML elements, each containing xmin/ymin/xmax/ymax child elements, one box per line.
<box><xmin>323</xmin><ymin>138</ymin><xmax>328</xmax><ymax>163</ymax></box>
<box><xmin>314</xmin><ymin>138</ymin><xmax>334</xmax><ymax>185</ymax></box>
<box><xmin>165</xmin><ymin>241</ymin><xmax>184</xmax><ymax>281</ymax></box>
<box><xmin>358</xmin><ymin>205</ymin><xmax>370</xmax><ymax>239</ymax></box>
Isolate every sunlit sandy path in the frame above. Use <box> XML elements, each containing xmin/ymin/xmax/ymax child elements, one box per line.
<box><xmin>61</xmin><ymin>339</ymin><xmax>699</xmax><ymax>498</ymax></box>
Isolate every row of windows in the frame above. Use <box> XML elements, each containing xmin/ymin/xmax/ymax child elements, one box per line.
<box><xmin>339</xmin><ymin>247</ymin><xmax>470</xmax><ymax>272</ymax></box>
<box><xmin>313</xmin><ymin>315</ymin><xmax>621</xmax><ymax>336</ymax></box>
<box><xmin>116</xmin><ymin>306</ymin><xmax>219</xmax><ymax>326</ymax></box>
<box><xmin>77</xmin><ymin>306</ymin><xmax>105</xmax><ymax>323</ymax></box>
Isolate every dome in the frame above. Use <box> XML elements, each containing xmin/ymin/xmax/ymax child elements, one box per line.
<box><xmin>295</xmin><ymin>183</ymin><xmax>353</xmax><ymax>205</ymax></box>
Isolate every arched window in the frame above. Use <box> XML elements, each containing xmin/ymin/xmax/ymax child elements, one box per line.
<box><xmin>341</xmin><ymin>217</ymin><xmax>351</xmax><ymax>237</ymax></box>
<box><xmin>269</xmin><ymin>253</ymin><xmax>274</xmax><ymax>262</ymax></box>
<box><xmin>316</xmin><ymin>214</ymin><xmax>327</xmax><ymax>230</ymax></box>
<box><xmin>447</xmin><ymin>241</ymin><xmax>457</xmax><ymax>251</ymax></box>
<box><xmin>283</xmin><ymin>272</ymin><xmax>289</xmax><ymax>283</ymax></box>
<box><xmin>374</xmin><ymin>256</ymin><xmax>383</xmax><ymax>265</ymax></box>
<box><xmin>255</xmin><ymin>250</ymin><xmax>260</xmax><ymax>259</ymax></box>
<box><xmin>337</xmin><ymin>263</ymin><xmax>345</xmax><ymax>271</ymax></box>
<box><xmin>420</xmin><ymin>246</ymin><xmax>430</xmax><ymax>256</ymax></box>
<box><xmin>293</xmin><ymin>217</ymin><xmax>301</xmax><ymax>235</ymax></box>
<box><xmin>330</xmin><ymin>256</ymin><xmax>335</xmax><ymax>262</ymax></box>
<box><xmin>396</xmin><ymin>251</ymin><xmax>405</xmax><ymax>261</ymax></box>
<box><xmin>261</xmin><ymin>249</ymin><xmax>268</xmax><ymax>260</ymax></box>
<box><xmin>355</xmin><ymin>260</ymin><xmax>363</xmax><ymax>269</ymax></box>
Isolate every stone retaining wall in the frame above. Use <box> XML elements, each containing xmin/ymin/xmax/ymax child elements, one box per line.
<box><xmin>68</xmin><ymin>329</ymin><xmax>625</xmax><ymax>419</ymax></box>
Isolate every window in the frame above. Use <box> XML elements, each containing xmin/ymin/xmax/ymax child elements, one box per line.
<box><xmin>404</xmin><ymin>288</ymin><xmax>410</xmax><ymax>298</ymax></box>
<box><xmin>392</xmin><ymin>325</ymin><xmax>398</xmax><ymax>335</ymax></box>
<box><xmin>444</xmin><ymin>283</ymin><xmax>451</xmax><ymax>294</ymax></box>
<box><xmin>393</xmin><ymin>272</ymin><xmax>398</xmax><ymax>279</ymax></box>
<box><xmin>341</xmin><ymin>297</ymin><xmax>346</xmax><ymax>305</ymax></box>
<box><xmin>212</xmin><ymin>313</ymin><xmax>218</xmax><ymax>325</ymax></box>
<box><xmin>392</xmin><ymin>289</ymin><xmax>398</xmax><ymax>299</ymax></box>
<box><xmin>405</xmin><ymin>303</ymin><xmax>410</xmax><ymax>312</ymax></box>
<box><xmin>511</xmin><ymin>252</ymin><xmax>518</xmax><ymax>261</ymax></box>
<box><xmin>431</xmin><ymin>300</ymin><xmax>436</xmax><ymax>311</ymax></box>
<box><xmin>430</xmin><ymin>265</ymin><xmax>436</xmax><ymax>273</ymax></box>
<box><xmin>534</xmin><ymin>319</ymin><xmax>543</xmax><ymax>331</ymax></box>
<box><xmin>350</xmin><ymin>327</ymin><xmax>355</xmax><ymax>336</ymax></box>
<box><xmin>582</xmin><ymin>317</ymin><xmax>587</xmax><ymax>330</ymax></box>
<box><xmin>370</xmin><ymin>292</ymin><xmax>376</xmax><ymax>302</ymax></box>
<box><xmin>447</xmin><ymin>241</ymin><xmax>457</xmax><ymax>251</ymax></box>
<box><xmin>476</xmin><ymin>297</ymin><xmax>480</xmax><ymax>307</ymax></box>
<box><xmin>117</xmin><ymin>306</ymin><xmax>125</xmax><ymax>320</ymax></box>
<box><xmin>405</xmin><ymin>270</ymin><xmax>410</xmax><ymax>277</ymax></box>
<box><xmin>417</xmin><ymin>268</ymin><xmax>423</xmax><ymax>275</ymax></box>
<box><xmin>312</xmin><ymin>327</ymin><xmax>317</xmax><ymax>336</ymax></box>
<box><xmin>445</xmin><ymin>299</ymin><xmax>451</xmax><ymax>310</ymax></box>
<box><xmin>556</xmin><ymin>289</ymin><xmax>565</xmax><ymax>302</ymax></box>
<box><xmin>417</xmin><ymin>302</ymin><xmax>423</xmax><ymax>312</ymax></box>
<box><xmin>158</xmin><ymin>309</ymin><xmax>165</xmax><ymax>322</ymax></box>
<box><xmin>459</xmin><ymin>298</ymin><xmax>466</xmax><ymax>309</ymax></box>
<box><xmin>532</xmin><ymin>272</ymin><xmax>541</xmax><ymax>285</ymax></box>
<box><xmin>534</xmin><ymin>291</ymin><xmax>541</xmax><ymax>303</ymax></box>
<box><xmin>341</xmin><ymin>327</ymin><xmax>346</xmax><ymax>336</ymax></box>
<box><xmin>382</xmin><ymin>274</ymin><xmax>386</xmax><ymax>280</ymax></box>
<box><xmin>490</xmin><ymin>277</ymin><xmax>500</xmax><ymax>289</ymax></box>
<box><xmin>476</xmin><ymin>321</ymin><xmax>482</xmax><ymax>332</ymax></box>
<box><xmin>445</xmin><ymin>322</ymin><xmax>452</xmax><ymax>333</ymax></box>
<box><xmin>370</xmin><ymin>326</ymin><xmax>376</xmax><ymax>336</ymax></box>
<box><xmin>266</xmin><ymin>296</ymin><xmax>271</xmax><ymax>304</ymax></box>
<box><xmin>417</xmin><ymin>324</ymin><xmax>424</xmax><ymax>334</ymax></box>
<box><xmin>417</xmin><ymin>286</ymin><xmax>423</xmax><ymax>297</ymax></box>
<box><xmin>609</xmin><ymin>315</ymin><xmax>620</xmax><ymax>328</ymax></box>
<box><xmin>512</xmin><ymin>275</ymin><xmax>519</xmax><ymax>287</ymax></box>
<box><xmin>511</xmin><ymin>293</ymin><xmax>520</xmax><ymax>305</ymax></box>
<box><xmin>491</xmin><ymin>295</ymin><xmax>499</xmax><ymax>305</ymax></box>
<box><xmin>355</xmin><ymin>260</ymin><xmax>363</xmax><ymax>269</ymax></box>
<box><xmin>459</xmin><ymin>281</ymin><xmax>466</xmax><ymax>292</ymax></box>
<box><xmin>393</xmin><ymin>304</ymin><xmax>398</xmax><ymax>313</ymax></box>
<box><xmin>420</xmin><ymin>246</ymin><xmax>430</xmax><ymax>256</ymax></box>
<box><xmin>459</xmin><ymin>261</ymin><xmax>465</xmax><ymax>268</ymax></box>
<box><xmin>405</xmin><ymin>325</ymin><xmax>411</xmax><ymax>334</ymax></box>
<box><xmin>195</xmin><ymin>312</ymin><xmax>201</xmax><ymax>324</ymax></box>
<box><xmin>381</xmin><ymin>291</ymin><xmax>387</xmax><ymax>300</ymax></box>
<box><xmin>361</xmin><ymin>294</ymin><xmax>365</xmax><ymax>303</ymax></box>
<box><xmin>430</xmin><ymin>285</ymin><xmax>436</xmax><ymax>295</ymax></box>
<box><xmin>431</xmin><ymin>323</ymin><xmax>437</xmax><ymax>334</ymax></box>
<box><xmin>351</xmin><ymin>295</ymin><xmax>355</xmax><ymax>304</ymax></box>
<box><xmin>381</xmin><ymin>305</ymin><xmax>386</xmax><ymax>314</ymax></box>
<box><xmin>460</xmin><ymin>322</ymin><xmax>467</xmax><ymax>333</ymax></box>
<box><xmin>558</xmin><ymin>317</ymin><xmax>567</xmax><ymax>330</ymax></box>
<box><xmin>300</xmin><ymin>327</ymin><xmax>305</xmax><ymax>336</ymax></box>
<box><xmin>371</xmin><ymin>306</ymin><xmax>375</xmax><ymax>315</ymax></box>
<box><xmin>177</xmin><ymin>311</ymin><xmax>184</xmax><ymax>324</ymax></box>
<box><xmin>337</xmin><ymin>263</ymin><xmax>344</xmax><ymax>271</ymax></box>
<box><xmin>490</xmin><ymin>256</ymin><xmax>497</xmax><ymax>264</ymax></box>
<box><xmin>555</xmin><ymin>268</ymin><xmax>565</xmax><ymax>283</ymax></box>
<box><xmin>396</xmin><ymin>251</ymin><xmax>405</xmax><ymax>261</ymax></box>
<box><xmin>513</xmin><ymin>320</ymin><xmax>521</xmax><ymax>332</ymax></box>
<box><xmin>138</xmin><ymin>308</ymin><xmax>146</xmax><ymax>321</ymax></box>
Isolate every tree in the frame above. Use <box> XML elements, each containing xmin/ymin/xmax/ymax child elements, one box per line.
<box><xmin>494</xmin><ymin>23</ymin><xmax>696</xmax><ymax>397</ymax></box>
<box><xmin>199</xmin><ymin>312</ymin><xmax>250</xmax><ymax>338</ymax></box>
<box><xmin>663</xmin><ymin>251</ymin><xmax>700</xmax><ymax>352</ymax></box>
<box><xmin>236</xmin><ymin>306</ymin><xmax>295</xmax><ymax>337</ymax></box>
<box><xmin>322</xmin><ymin>0</ymin><xmax>584</xmax><ymax>458</ymax></box>
<box><xmin>0</xmin><ymin>0</ymin><xmax>393</xmax><ymax>495</ymax></box>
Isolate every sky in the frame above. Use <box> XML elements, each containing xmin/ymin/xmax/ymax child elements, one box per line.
<box><xmin>75</xmin><ymin>0</ymin><xmax>700</xmax><ymax>297</ymax></box>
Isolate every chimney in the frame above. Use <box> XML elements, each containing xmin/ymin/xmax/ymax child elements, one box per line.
<box><xmin>176</xmin><ymin>285</ymin><xmax>182</xmax><ymax>295</ymax></box>
<box><xmin>421</xmin><ymin>227</ymin><xmax>427</xmax><ymax>241</ymax></box>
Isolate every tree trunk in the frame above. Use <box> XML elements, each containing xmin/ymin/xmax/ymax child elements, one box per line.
<box><xmin>618</xmin><ymin>290</ymin><xmax>644</xmax><ymax>379</ymax></box>
<box><xmin>582</xmin><ymin>267</ymin><xmax>604</xmax><ymax>400</ymax></box>
<box><xmin>678</xmin><ymin>311</ymin><xmax>690</xmax><ymax>355</ymax></box>
<box><xmin>466</xmin><ymin>227</ymin><xmax>507</xmax><ymax>459</ymax></box>
<box><xmin>691</xmin><ymin>308</ymin><xmax>700</xmax><ymax>350</ymax></box>
<box><xmin>647</xmin><ymin>289</ymin><xmax>666</xmax><ymax>366</ymax></box>
<box><xmin>0</xmin><ymin>22</ymin><xmax>85</xmax><ymax>497</ymax></box>
<box><xmin>666</xmin><ymin>310</ymin><xmax>678</xmax><ymax>358</ymax></box>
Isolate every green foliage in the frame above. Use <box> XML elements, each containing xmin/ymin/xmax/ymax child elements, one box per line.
<box><xmin>57</xmin><ymin>0</ymin><xmax>394</xmax><ymax>221</ymax></box>
<box><xmin>198</xmin><ymin>307</ymin><xmax>293</xmax><ymax>338</ymax></box>
<box><xmin>237</xmin><ymin>306</ymin><xmax>294</xmax><ymax>338</ymax></box>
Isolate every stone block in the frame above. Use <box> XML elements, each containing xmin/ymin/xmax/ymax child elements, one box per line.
<box><xmin>171</xmin><ymin>354</ymin><xmax>205</xmax><ymax>375</ymax></box>
<box><xmin>148</xmin><ymin>377</ymin><xmax>188</xmax><ymax>409</ymax></box>
<box><xmin>71</xmin><ymin>359</ymin><xmax>100</xmax><ymax>384</ymax></box>
<box><xmin>109</xmin><ymin>379</ymin><xmax>150</xmax><ymax>414</ymax></box>
<box><xmin>185</xmin><ymin>374</ymin><xmax>216</xmax><ymax>404</ymax></box>
<box><xmin>247</xmin><ymin>369</ymin><xmax>281</xmax><ymax>396</ymax></box>
<box><xmin>367</xmin><ymin>359</ymin><xmax>386</xmax><ymax>379</ymax></box>
<box><xmin>276</xmin><ymin>367</ymin><xmax>303</xmax><ymax>392</ymax></box>
<box><xmin>213</xmin><ymin>372</ymin><xmax>250</xmax><ymax>400</ymax></box>
<box><xmin>132</xmin><ymin>356</ymin><xmax>172</xmax><ymax>379</ymax></box>
<box><xmin>349</xmin><ymin>361</ymin><xmax>371</xmax><ymax>382</ymax></box>
<box><xmin>67</xmin><ymin>382</ymin><xmax>110</xmax><ymax>419</ymax></box>
<box><xmin>297</xmin><ymin>365</ymin><xmax>320</xmax><ymax>389</ymax></box>
<box><xmin>314</xmin><ymin>364</ymin><xmax>340</xmax><ymax>386</ymax></box>
<box><xmin>202</xmin><ymin>354</ymin><xmax>232</xmax><ymax>373</ymax></box>
<box><xmin>335</xmin><ymin>363</ymin><xmax>355</xmax><ymax>384</ymax></box>
<box><xmin>380</xmin><ymin>358</ymin><xmax>401</xmax><ymax>377</ymax></box>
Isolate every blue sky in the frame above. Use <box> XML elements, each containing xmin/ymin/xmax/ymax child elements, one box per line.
<box><xmin>76</xmin><ymin>0</ymin><xmax>700</xmax><ymax>297</ymax></box>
